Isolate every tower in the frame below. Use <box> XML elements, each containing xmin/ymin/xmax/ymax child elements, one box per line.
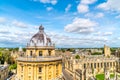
<box><xmin>104</xmin><ymin>45</ymin><xmax>111</xmax><ymax>57</ymax></box>
<box><xmin>17</xmin><ymin>25</ymin><xmax>62</xmax><ymax>80</ymax></box>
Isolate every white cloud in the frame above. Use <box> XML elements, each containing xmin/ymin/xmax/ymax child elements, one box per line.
<box><xmin>77</xmin><ymin>0</ymin><xmax>97</xmax><ymax>13</ymax></box>
<box><xmin>95</xmin><ymin>13</ymin><xmax>104</xmax><ymax>18</ymax></box>
<box><xmin>95</xmin><ymin>31</ymin><xmax>113</xmax><ymax>36</ymax></box>
<box><xmin>65</xmin><ymin>4</ymin><xmax>72</xmax><ymax>13</ymax></box>
<box><xmin>81</xmin><ymin>0</ymin><xmax>97</xmax><ymax>4</ymax></box>
<box><xmin>0</xmin><ymin>17</ymin><xmax>6</xmax><ymax>23</ymax></box>
<box><xmin>50</xmin><ymin>0</ymin><xmax>57</xmax><ymax>5</ymax></box>
<box><xmin>12</xmin><ymin>20</ymin><xmax>28</xmax><ymax>28</ymax></box>
<box><xmin>85</xmin><ymin>12</ymin><xmax>104</xmax><ymax>18</ymax></box>
<box><xmin>104</xmin><ymin>32</ymin><xmax>113</xmax><ymax>36</ymax></box>
<box><xmin>97</xmin><ymin>0</ymin><xmax>120</xmax><ymax>12</ymax></box>
<box><xmin>77</xmin><ymin>4</ymin><xmax>89</xmax><ymax>13</ymax></box>
<box><xmin>64</xmin><ymin>17</ymin><xmax>98</xmax><ymax>34</ymax></box>
<box><xmin>46</xmin><ymin>7</ymin><xmax>53</xmax><ymax>11</ymax></box>
<box><xmin>34</xmin><ymin>0</ymin><xmax>57</xmax><ymax>5</ymax></box>
<box><xmin>0</xmin><ymin>29</ymin><xmax>10</xmax><ymax>34</ymax></box>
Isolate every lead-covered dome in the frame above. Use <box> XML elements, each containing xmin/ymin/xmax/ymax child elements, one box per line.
<box><xmin>28</xmin><ymin>25</ymin><xmax>52</xmax><ymax>47</ymax></box>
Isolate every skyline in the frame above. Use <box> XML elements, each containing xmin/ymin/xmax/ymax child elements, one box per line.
<box><xmin>0</xmin><ymin>0</ymin><xmax>120</xmax><ymax>48</ymax></box>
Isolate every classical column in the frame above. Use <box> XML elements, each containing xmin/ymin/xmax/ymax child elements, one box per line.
<box><xmin>46</xmin><ymin>64</ymin><xmax>48</xmax><ymax>80</ymax></box>
<box><xmin>24</xmin><ymin>64</ymin><xmax>27</xmax><ymax>80</ymax></box>
<box><xmin>33</xmin><ymin>64</ymin><xmax>37</xmax><ymax>80</ymax></box>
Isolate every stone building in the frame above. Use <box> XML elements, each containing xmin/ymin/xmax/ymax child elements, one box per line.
<box><xmin>17</xmin><ymin>25</ymin><xmax>62</xmax><ymax>80</ymax></box>
<box><xmin>114</xmin><ymin>49</ymin><xmax>120</xmax><ymax>74</ymax></box>
<box><xmin>0</xmin><ymin>62</ymin><xmax>9</xmax><ymax>80</ymax></box>
<box><xmin>63</xmin><ymin>45</ymin><xmax>119</xmax><ymax>80</ymax></box>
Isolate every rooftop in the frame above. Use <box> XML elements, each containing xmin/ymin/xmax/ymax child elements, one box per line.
<box><xmin>27</xmin><ymin>25</ymin><xmax>53</xmax><ymax>47</ymax></box>
<box><xmin>0</xmin><ymin>65</ymin><xmax>8</xmax><ymax>71</ymax></box>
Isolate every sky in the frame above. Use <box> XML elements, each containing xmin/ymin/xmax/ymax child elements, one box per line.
<box><xmin>0</xmin><ymin>0</ymin><xmax>120</xmax><ymax>48</ymax></box>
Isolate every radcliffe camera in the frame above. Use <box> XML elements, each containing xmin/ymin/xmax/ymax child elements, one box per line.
<box><xmin>0</xmin><ymin>0</ymin><xmax>120</xmax><ymax>80</ymax></box>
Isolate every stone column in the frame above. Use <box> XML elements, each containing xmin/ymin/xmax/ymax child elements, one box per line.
<box><xmin>33</xmin><ymin>64</ymin><xmax>37</xmax><ymax>80</ymax></box>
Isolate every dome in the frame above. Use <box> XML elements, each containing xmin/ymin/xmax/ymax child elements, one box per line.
<box><xmin>28</xmin><ymin>25</ymin><xmax>52</xmax><ymax>47</ymax></box>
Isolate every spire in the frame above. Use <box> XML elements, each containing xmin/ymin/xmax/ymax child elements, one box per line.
<box><xmin>39</xmin><ymin>24</ymin><xmax>44</xmax><ymax>31</ymax></box>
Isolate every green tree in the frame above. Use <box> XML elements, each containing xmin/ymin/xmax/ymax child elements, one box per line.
<box><xmin>75</xmin><ymin>55</ymin><xmax>80</xmax><ymax>59</ymax></box>
<box><xmin>91</xmin><ymin>52</ymin><xmax>102</xmax><ymax>55</ymax></box>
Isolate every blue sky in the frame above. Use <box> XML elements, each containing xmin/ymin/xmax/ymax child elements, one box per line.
<box><xmin>0</xmin><ymin>0</ymin><xmax>120</xmax><ymax>48</ymax></box>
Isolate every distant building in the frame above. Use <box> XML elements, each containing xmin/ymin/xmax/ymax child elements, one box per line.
<box><xmin>114</xmin><ymin>49</ymin><xmax>120</xmax><ymax>74</ymax></box>
<box><xmin>10</xmin><ymin>47</ymin><xmax>24</xmax><ymax>64</ymax></box>
<box><xmin>0</xmin><ymin>62</ymin><xmax>9</xmax><ymax>80</ymax></box>
<box><xmin>63</xmin><ymin>45</ymin><xmax>120</xmax><ymax>80</ymax></box>
<box><xmin>16</xmin><ymin>25</ymin><xmax>62</xmax><ymax>80</ymax></box>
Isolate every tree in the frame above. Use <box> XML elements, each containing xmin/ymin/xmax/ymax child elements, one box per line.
<box><xmin>91</xmin><ymin>52</ymin><xmax>102</xmax><ymax>55</ymax></box>
<box><xmin>75</xmin><ymin>55</ymin><xmax>80</xmax><ymax>59</ymax></box>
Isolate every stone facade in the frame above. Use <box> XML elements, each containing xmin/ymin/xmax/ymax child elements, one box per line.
<box><xmin>0</xmin><ymin>62</ymin><xmax>9</xmax><ymax>80</ymax></box>
<box><xmin>63</xmin><ymin>45</ymin><xmax>119</xmax><ymax>80</ymax></box>
<box><xmin>17</xmin><ymin>25</ymin><xmax>62</xmax><ymax>80</ymax></box>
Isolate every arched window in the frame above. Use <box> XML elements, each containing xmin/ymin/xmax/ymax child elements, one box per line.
<box><xmin>39</xmin><ymin>51</ymin><xmax>42</xmax><ymax>56</ymax></box>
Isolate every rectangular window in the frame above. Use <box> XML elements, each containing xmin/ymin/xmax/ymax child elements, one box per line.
<box><xmin>91</xmin><ymin>63</ymin><xmax>93</xmax><ymax>68</ymax></box>
<box><xmin>39</xmin><ymin>67</ymin><xmax>42</xmax><ymax>73</ymax></box>
<box><xmin>48</xmin><ymin>51</ymin><xmax>51</xmax><ymax>56</ymax></box>
<box><xmin>107</xmin><ymin>63</ymin><xmax>109</xmax><ymax>67</ymax></box>
<box><xmin>84</xmin><ymin>64</ymin><xmax>86</xmax><ymax>68</ymax></box>
<box><xmin>98</xmin><ymin>63</ymin><xmax>99</xmax><ymax>68</ymax></box>
<box><xmin>94</xmin><ymin>63</ymin><xmax>96</xmax><ymax>68</ymax></box>
<box><xmin>30</xmin><ymin>51</ymin><xmax>32</xmax><ymax>56</ymax></box>
<box><xmin>104</xmin><ymin>62</ymin><xmax>106</xmax><ymax>67</ymax></box>
<box><xmin>21</xmin><ymin>66</ymin><xmax>23</xmax><ymax>72</ymax></box>
<box><xmin>39</xmin><ymin>51</ymin><xmax>42</xmax><ymax>56</ymax></box>
<box><xmin>101</xmin><ymin>63</ymin><xmax>103</xmax><ymax>67</ymax></box>
<box><xmin>38</xmin><ymin>76</ymin><xmax>42</xmax><ymax>80</ymax></box>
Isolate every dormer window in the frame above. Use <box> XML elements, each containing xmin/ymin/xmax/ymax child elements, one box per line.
<box><xmin>39</xmin><ymin>51</ymin><xmax>42</xmax><ymax>56</ymax></box>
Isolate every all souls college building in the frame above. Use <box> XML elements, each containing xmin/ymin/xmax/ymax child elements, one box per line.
<box><xmin>17</xmin><ymin>25</ymin><xmax>62</xmax><ymax>80</ymax></box>
<box><xmin>63</xmin><ymin>45</ymin><xmax>120</xmax><ymax>80</ymax></box>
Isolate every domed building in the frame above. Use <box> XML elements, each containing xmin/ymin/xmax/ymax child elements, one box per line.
<box><xmin>17</xmin><ymin>25</ymin><xmax>62</xmax><ymax>80</ymax></box>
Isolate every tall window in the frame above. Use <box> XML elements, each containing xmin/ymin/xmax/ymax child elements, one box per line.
<box><xmin>21</xmin><ymin>66</ymin><xmax>23</xmax><ymax>72</ymax></box>
<box><xmin>39</xmin><ymin>51</ymin><xmax>42</xmax><ymax>56</ymax></box>
<box><xmin>39</xmin><ymin>67</ymin><xmax>42</xmax><ymax>73</ymax></box>
<box><xmin>104</xmin><ymin>62</ymin><xmax>106</xmax><ymax>67</ymax></box>
<box><xmin>84</xmin><ymin>64</ymin><xmax>86</xmax><ymax>68</ymax></box>
<box><xmin>107</xmin><ymin>63</ymin><xmax>109</xmax><ymax>67</ymax></box>
<box><xmin>30</xmin><ymin>51</ymin><xmax>32</xmax><ymax>56</ymax></box>
<box><xmin>91</xmin><ymin>63</ymin><xmax>93</xmax><ymax>68</ymax></box>
<box><xmin>98</xmin><ymin>63</ymin><xmax>99</xmax><ymax>68</ymax></box>
<box><xmin>94</xmin><ymin>63</ymin><xmax>96</xmax><ymax>68</ymax></box>
<box><xmin>101</xmin><ymin>63</ymin><xmax>103</xmax><ymax>67</ymax></box>
<box><xmin>48</xmin><ymin>51</ymin><xmax>51</xmax><ymax>56</ymax></box>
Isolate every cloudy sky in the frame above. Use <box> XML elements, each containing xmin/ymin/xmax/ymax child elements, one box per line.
<box><xmin>0</xmin><ymin>0</ymin><xmax>120</xmax><ymax>48</ymax></box>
